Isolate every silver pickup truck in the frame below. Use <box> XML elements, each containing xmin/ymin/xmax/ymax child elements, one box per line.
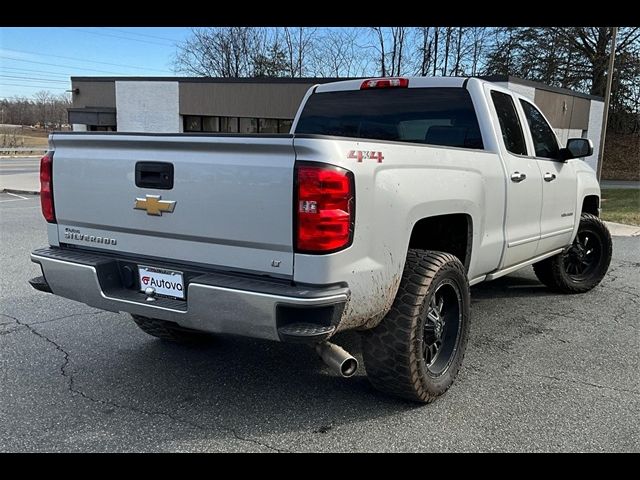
<box><xmin>30</xmin><ymin>77</ymin><xmax>612</xmax><ymax>403</ymax></box>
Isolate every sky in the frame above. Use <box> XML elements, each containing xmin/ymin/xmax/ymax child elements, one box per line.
<box><xmin>0</xmin><ymin>27</ymin><xmax>192</xmax><ymax>99</ymax></box>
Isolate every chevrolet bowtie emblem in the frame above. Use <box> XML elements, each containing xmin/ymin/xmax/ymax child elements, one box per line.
<box><xmin>134</xmin><ymin>195</ymin><xmax>176</xmax><ymax>216</ymax></box>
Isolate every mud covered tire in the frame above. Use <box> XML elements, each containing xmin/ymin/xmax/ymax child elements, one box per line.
<box><xmin>533</xmin><ymin>213</ymin><xmax>612</xmax><ymax>294</ymax></box>
<box><xmin>361</xmin><ymin>250</ymin><xmax>470</xmax><ymax>403</ymax></box>
<box><xmin>131</xmin><ymin>314</ymin><xmax>213</xmax><ymax>344</ymax></box>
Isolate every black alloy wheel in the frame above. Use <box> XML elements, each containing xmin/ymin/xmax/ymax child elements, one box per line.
<box><xmin>563</xmin><ymin>229</ymin><xmax>603</xmax><ymax>280</ymax></box>
<box><xmin>422</xmin><ymin>281</ymin><xmax>463</xmax><ymax>377</ymax></box>
<box><xmin>533</xmin><ymin>213</ymin><xmax>612</xmax><ymax>294</ymax></box>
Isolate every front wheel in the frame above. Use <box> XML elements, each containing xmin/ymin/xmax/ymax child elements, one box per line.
<box><xmin>361</xmin><ymin>250</ymin><xmax>470</xmax><ymax>403</ymax></box>
<box><xmin>533</xmin><ymin>213</ymin><xmax>613</xmax><ymax>294</ymax></box>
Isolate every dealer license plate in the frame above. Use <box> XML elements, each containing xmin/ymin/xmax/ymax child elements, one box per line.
<box><xmin>138</xmin><ymin>265</ymin><xmax>185</xmax><ymax>300</ymax></box>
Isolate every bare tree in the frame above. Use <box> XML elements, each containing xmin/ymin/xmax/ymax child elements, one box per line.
<box><xmin>412</xmin><ymin>27</ymin><xmax>490</xmax><ymax>77</ymax></box>
<box><xmin>556</xmin><ymin>27</ymin><xmax>640</xmax><ymax>96</ymax></box>
<box><xmin>452</xmin><ymin>27</ymin><xmax>466</xmax><ymax>75</ymax></box>
<box><xmin>485</xmin><ymin>27</ymin><xmax>640</xmax><ymax>98</ymax></box>
<box><xmin>443</xmin><ymin>27</ymin><xmax>452</xmax><ymax>75</ymax></box>
<box><xmin>369</xmin><ymin>27</ymin><xmax>409</xmax><ymax>77</ymax></box>
<box><xmin>281</xmin><ymin>27</ymin><xmax>317</xmax><ymax>77</ymax></box>
<box><xmin>33</xmin><ymin>90</ymin><xmax>53</xmax><ymax>127</ymax></box>
<box><xmin>170</xmin><ymin>24</ymin><xmax>639</xmax><ymax>137</ymax></box>
<box><xmin>1</xmin><ymin>92</ymin><xmax>71</xmax><ymax>127</ymax></box>
<box><xmin>174</xmin><ymin>27</ymin><xmax>262</xmax><ymax>77</ymax></box>
<box><xmin>415</xmin><ymin>27</ymin><xmax>434</xmax><ymax>76</ymax></box>
<box><xmin>174</xmin><ymin>27</ymin><xmax>322</xmax><ymax>78</ymax></box>
<box><xmin>433</xmin><ymin>28</ymin><xmax>440</xmax><ymax>76</ymax></box>
<box><xmin>371</xmin><ymin>27</ymin><xmax>387</xmax><ymax>77</ymax></box>
<box><xmin>52</xmin><ymin>93</ymin><xmax>72</xmax><ymax>125</ymax></box>
<box><xmin>390</xmin><ymin>27</ymin><xmax>407</xmax><ymax>76</ymax></box>
<box><xmin>469</xmin><ymin>27</ymin><xmax>490</xmax><ymax>75</ymax></box>
<box><xmin>311</xmin><ymin>28</ymin><xmax>362</xmax><ymax>77</ymax></box>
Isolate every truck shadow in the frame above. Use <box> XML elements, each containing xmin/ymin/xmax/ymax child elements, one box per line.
<box><xmin>75</xmin><ymin>269</ymin><xmax>565</xmax><ymax>449</ymax></box>
<box><xmin>99</xmin><ymin>329</ymin><xmax>419</xmax><ymax>446</ymax></box>
<box><xmin>470</xmin><ymin>271</ymin><xmax>557</xmax><ymax>300</ymax></box>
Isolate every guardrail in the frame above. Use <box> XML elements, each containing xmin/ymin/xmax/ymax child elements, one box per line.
<box><xmin>0</xmin><ymin>147</ymin><xmax>47</xmax><ymax>153</ymax></box>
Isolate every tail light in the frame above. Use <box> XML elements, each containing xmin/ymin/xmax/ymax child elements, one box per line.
<box><xmin>295</xmin><ymin>163</ymin><xmax>355</xmax><ymax>254</ymax></box>
<box><xmin>360</xmin><ymin>77</ymin><xmax>409</xmax><ymax>89</ymax></box>
<box><xmin>40</xmin><ymin>152</ymin><xmax>55</xmax><ymax>223</ymax></box>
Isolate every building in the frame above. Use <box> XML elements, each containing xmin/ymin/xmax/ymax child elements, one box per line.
<box><xmin>68</xmin><ymin>75</ymin><xmax>604</xmax><ymax>171</ymax></box>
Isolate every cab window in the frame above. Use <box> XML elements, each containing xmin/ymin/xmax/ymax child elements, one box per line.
<box><xmin>490</xmin><ymin>91</ymin><xmax>528</xmax><ymax>156</ymax></box>
<box><xmin>520</xmin><ymin>100</ymin><xmax>561</xmax><ymax>160</ymax></box>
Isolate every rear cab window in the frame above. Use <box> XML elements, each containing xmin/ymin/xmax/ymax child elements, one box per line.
<box><xmin>295</xmin><ymin>87</ymin><xmax>484</xmax><ymax>150</ymax></box>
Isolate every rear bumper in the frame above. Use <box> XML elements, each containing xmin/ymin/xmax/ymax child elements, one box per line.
<box><xmin>30</xmin><ymin>247</ymin><xmax>349</xmax><ymax>342</ymax></box>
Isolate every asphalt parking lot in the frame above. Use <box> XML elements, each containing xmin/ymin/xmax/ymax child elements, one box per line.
<box><xmin>1</xmin><ymin>193</ymin><xmax>638</xmax><ymax>452</ymax></box>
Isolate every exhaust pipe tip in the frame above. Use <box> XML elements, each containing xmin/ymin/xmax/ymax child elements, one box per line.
<box><xmin>339</xmin><ymin>357</ymin><xmax>358</xmax><ymax>378</ymax></box>
<box><xmin>315</xmin><ymin>341</ymin><xmax>358</xmax><ymax>378</ymax></box>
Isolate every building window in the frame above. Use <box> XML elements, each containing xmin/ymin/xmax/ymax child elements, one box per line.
<box><xmin>239</xmin><ymin>117</ymin><xmax>258</xmax><ymax>134</ymax></box>
<box><xmin>220</xmin><ymin>117</ymin><xmax>239</xmax><ymax>133</ymax></box>
<box><xmin>203</xmin><ymin>116</ymin><xmax>219</xmax><ymax>132</ymax></box>
<box><xmin>88</xmin><ymin>125</ymin><xmax>116</xmax><ymax>132</ymax></box>
<box><xmin>183</xmin><ymin>115</ymin><xmax>293</xmax><ymax>134</ymax></box>
<box><xmin>259</xmin><ymin>118</ymin><xmax>279</xmax><ymax>134</ymax></box>
<box><xmin>184</xmin><ymin>116</ymin><xmax>202</xmax><ymax>132</ymax></box>
<box><xmin>278</xmin><ymin>119</ymin><xmax>293</xmax><ymax>133</ymax></box>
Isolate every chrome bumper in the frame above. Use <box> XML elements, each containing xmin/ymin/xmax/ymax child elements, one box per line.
<box><xmin>31</xmin><ymin>247</ymin><xmax>349</xmax><ymax>342</ymax></box>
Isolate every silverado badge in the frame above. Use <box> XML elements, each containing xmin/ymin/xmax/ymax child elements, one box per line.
<box><xmin>134</xmin><ymin>195</ymin><xmax>176</xmax><ymax>216</ymax></box>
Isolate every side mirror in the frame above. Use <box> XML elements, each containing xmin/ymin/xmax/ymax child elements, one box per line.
<box><xmin>561</xmin><ymin>138</ymin><xmax>593</xmax><ymax>160</ymax></box>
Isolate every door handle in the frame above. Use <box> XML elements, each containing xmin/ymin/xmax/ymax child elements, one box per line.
<box><xmin>135</xmin><ymin>162</ymin><xmax>174</xmax><ymax>190</ymax></box>
<box><xmin>544</xmin><ymin>172</ymin><xmax>557</xmax><ymax>182</ymax></box>
<box><xmin>510</xmin><ymin>172</ymin><xmax>527</xmax><ymax>183</ymax></box>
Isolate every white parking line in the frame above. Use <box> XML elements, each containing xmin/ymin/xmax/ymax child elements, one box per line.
<box><xmin>4</xmin><ymin>205</ymin><xmax>40</xmax><ymax>212</ymax></box>
<box><xmin>5</xmin><ymin>192</ymin><xmax>30</xmax><ymax>200</ymax></box>
<box><xmin>0</xmin><ymin>193</ymin><xmax>36</xmax><ymax>203</ymax></box>
<box><xmin>0</xmin><ymin>205</ymin><xmax>40</xmax><ymax>209</ymax></box>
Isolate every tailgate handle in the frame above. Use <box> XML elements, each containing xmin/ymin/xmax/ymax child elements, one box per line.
<box><xmin>135</xmin><ymin>162</ymin><xmax>174</xmax><ymax>190</ymax></box>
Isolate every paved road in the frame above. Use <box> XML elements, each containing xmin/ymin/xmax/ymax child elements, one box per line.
<box><xmin>1</xmin><ymin>194</ymin><xmax>638</xmax><ymax>452</ymax></box>
<box><xmin>0</xmin><ymin>156</ymin><xmax>40</xmax><ymax>192</ymax></box>
<box><xmin>0</xmin><ymin>156</ymin><xmax>39</xmax><ymax>175</ymax></box>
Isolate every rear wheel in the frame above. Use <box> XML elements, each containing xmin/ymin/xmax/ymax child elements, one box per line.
<box><xmin>533</xmin><ymin>213</ymin><xmax>612</xmax><ymax>294</ymax></box>
<box><xmin>361</xmin><ymin>250</ymin><xmax>470</xmax><ymax>403</ymax></box>
<box><xmin>131</xmin><ymin>314</ymin><xmax>213</xmax><ymax>344</ymax></box>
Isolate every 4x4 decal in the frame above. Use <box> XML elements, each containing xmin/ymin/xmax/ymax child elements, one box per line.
<box><xmin>347</xmin><ymin>150</ymin><xmax>384</xmax><ymax>163</ymax></box>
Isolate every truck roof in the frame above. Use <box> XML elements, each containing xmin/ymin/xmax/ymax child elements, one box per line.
<box><xmin>315</xmin><ymin>76</ymin><xmax>469</xmax><ymax>93</ymax></box>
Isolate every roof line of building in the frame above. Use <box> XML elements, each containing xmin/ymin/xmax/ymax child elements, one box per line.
<box><xmin>70</xmin><ymin>75</ymin><xmax>604</xmax><ymax>101</ymax></box>
<box><xmin>70</xmin><ymin>76</ymin><xmax>347</xmax><ymax>84</ymax></box>
<box><xmin>480</xmin><ymin>75</ymin><xmax>604</xmax><ymax>101</ymax></box>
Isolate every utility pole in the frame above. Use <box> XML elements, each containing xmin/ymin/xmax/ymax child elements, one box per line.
<box><xmin>597</xmin><ymin>26</ymin><xmax>618</xmax><ymax>182</ymax></box>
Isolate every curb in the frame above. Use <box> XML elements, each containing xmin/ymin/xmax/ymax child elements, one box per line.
<box><xmin>604</xmin><ymin>221</ymin><xmax>640</xmax><ymax>237</ymax></box>
<box><xmin>1</xmin><ymin>189</ymin><xmax>39</xmax><ymax>196</ymax></box>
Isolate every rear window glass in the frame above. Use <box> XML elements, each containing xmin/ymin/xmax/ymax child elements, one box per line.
<box><xmin>490</xmin><ymin>91</ymin><xmax>528</xmax><ymax>156</ymax></box>
<box><xmin>295</xmin><ymin>87</ymin><xmax>484</xmax><ymax>149</ymax></box>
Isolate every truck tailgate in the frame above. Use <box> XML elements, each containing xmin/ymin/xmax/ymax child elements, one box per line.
<box><xmin>50</xmin><ymin>133</ymin><xmax>295</xmax><ymax>277</ymax></box>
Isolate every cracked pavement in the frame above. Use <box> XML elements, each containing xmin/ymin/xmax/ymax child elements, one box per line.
<box><xmin>1</xmin><ymin>194</ymin><xmax>638</xmax><ymax>452</ymax></box>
